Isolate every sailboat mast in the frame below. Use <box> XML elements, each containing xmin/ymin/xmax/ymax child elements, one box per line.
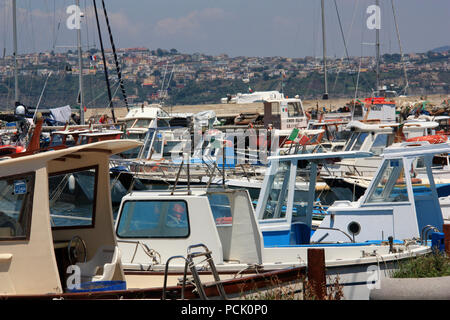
<box><xmin>76</xmin><ymin>0</ymin><xmax>85</xmax><ymax>124</ymax></box>
<box><xmin>321</xmin><ymin>0</ymin><xmax>328</xmax><ymax>100</ymax></box>
<box><xmin>375</xmin><ymin>0</ymin><xmax>380</xmax><ymax>92</ymax></box>
<box><xmin>391</xmin><ymin>0</ymin><xmax>408</xmax><ymax>95</ymax></box>
<box><xmin>12</xmin><ymin>0</ymin><xmax>19</xmax><ymax>103</ymax></box>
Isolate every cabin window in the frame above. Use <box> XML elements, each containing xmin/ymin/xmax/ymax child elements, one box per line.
<box><xmin>157</xmin><ymin>119</ymin><xmax>170</xmax><ymax>128</ymax></box>
<box><xmin>345</xmin><ymin>132</ymin><xmax>368</xmax><ymax>151</ymax></box>
<box><xmin>116</xmin><ymin>200</ymin><xmax>189</xmax><ymax>238</ymax></box>
<box><xmin>49</xmin><ymin>167</ymin><xmax>97</xmax><ymax>228</ymax></box>
<box><xmin>352</xmin><ymin>133</ymin><xmax>368</xmax><ymax>151</ymax></box>
<box><xmin>344</xmin><ymin>133</ymin><xmax>357</xmax><ymax>151</ymax></box>
<box><xmin>0</xmin><ymin>173</ymin><xmax>34</xmax><ymax>240</ymax></box>
<box><xmin>271</xmin><ymin>103</ymin><xmax>280</xmax><ymax>115</ymax></box>
<box><xmin>125</xmin><ymin>119</ymin><xmax>136</xmax><ymax>128</ymax></box>
<box><xmin>369</xmin><ymin>134</ymin><xmax>389</xmax><ymax>156</ymax></box>
<box><xmin>261</xmin><ymin>161</ymin><xmax>291</xmax><ymax>219</ymax></box>
<box><xmin>49</xmin><ymin>134</ymin><xmax>64</xmax><ymax>147</ymax></box>
<box><xmin>353</xmin><ymin>105</ymin><xmax>363</xmax><ymax>117</ymax></box>
<box><xmin>207</xmin><ymin>193</ymin><xmax>232</xmax><ymax>225</ymax></box>
<box><xmin>134</xmin><ymin>119</ymin><xmax>151</xmax><ymax>128</ymax></box>
<box><xmin>411</xmin><ymin>156</ymin><xmax>433</xmax><ymax>196</ymax></box>
<box><xmin>365</xmin><ymin>159</ymin><xmax>409</xmax><ymax>203</ymax></box>
<box><xmin>287</xmin><ymin>102</ymin><xmax>304</xmax><ymax>117</ymax></box>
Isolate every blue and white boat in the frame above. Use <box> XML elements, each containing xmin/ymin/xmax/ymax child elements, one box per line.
<box><xmin>114</xmin><ymin>143</ymin><xmax>449</xmax><ymax>299</ymax></box>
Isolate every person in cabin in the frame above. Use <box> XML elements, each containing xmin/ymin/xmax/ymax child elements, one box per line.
<box><xmin>167</xmin><ymin>203</ymin><xmax>187</xmax><ymax>226</ymax></box>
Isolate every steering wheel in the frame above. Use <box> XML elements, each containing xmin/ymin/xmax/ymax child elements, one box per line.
<box><xmin>67</xmin><ymin>235</ymin><xmax>87</xmax><ymax>265</ymax></box>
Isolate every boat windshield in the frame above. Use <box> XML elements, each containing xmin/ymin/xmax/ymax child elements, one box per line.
<box><xmin>344</xmin><ymin>132</ymin><xmax>368</xmax><ymax>151</ymax></box>
<box><xmin>134</xmin><ymin>119</ymin><xmax>152</xmax><ymax>128</ymax></box>
<box><xmin>207</xmin><ymin>193</ymin><xmax>232</xmax><ymax>225</ymax></box>
<box><xmin>369</xmin><ymin>134</ymin><xmax>390</xmax><ymax>156</ymax></box>
<box><xmin>261</xmin><ymin>161</ymin><xmax>291</xmax><ymax>219</ymax></box>
<box><xmin>365</xmin><ymin>158</ymin><xmax>409</xmax><ymax>203</ymax></box>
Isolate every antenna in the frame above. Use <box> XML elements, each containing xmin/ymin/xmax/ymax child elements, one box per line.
<box><xmin>375</xmin><ymin>0</ymin><xmax>380</xmax><ymax>91</ymax></box>
<box><xmin>76</xmin><ymin>0</ymin><xmax>85</xmax><ymax>124</ymax></box>
<box><xmin>12</xmin><ymin>0</ymin><xmax>19</xmax><ymax>104</ymax></box>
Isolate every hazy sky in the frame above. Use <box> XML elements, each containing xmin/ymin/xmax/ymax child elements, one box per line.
<box><xmin>1</xmin><ymin>0</ymin><xmax>449</xmax><ymax>58</ymax></box>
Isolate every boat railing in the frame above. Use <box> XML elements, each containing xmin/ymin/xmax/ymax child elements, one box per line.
<box><xmin>162</xmin><ymin>243</ymin><xmax>227</xmax><ymax>300</ymax></box>
<box><xmin>116</xmin><ymin>239</ymin><xmax>161</xmax><ymax>265</ymax></box>
<box><xmin>312</xmin><ymin>226</ymin><xmax>355</xmax><ymax>243</ymax></box>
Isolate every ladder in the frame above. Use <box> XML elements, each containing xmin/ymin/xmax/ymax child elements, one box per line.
<box><xmin>162</xmin><ymin>244</ymin><xmax>227</xmax><ymax>300</ymax></box>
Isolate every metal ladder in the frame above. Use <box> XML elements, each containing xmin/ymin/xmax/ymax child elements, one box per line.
<box><xmin>162</xmin><ymin>243</ymin><xmax>227</xmax><ymax>300</ymax></box>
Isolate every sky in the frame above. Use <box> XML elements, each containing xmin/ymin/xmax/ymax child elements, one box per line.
<box><xmin>1</xmin><ymin>0</ymin><xmax>450</xmax><ymax>59</ymax></box>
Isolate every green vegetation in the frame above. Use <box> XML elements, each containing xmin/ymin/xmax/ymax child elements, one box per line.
<box><xmin>391</xmin><ymin>251</ymin><xmax>450</xmax><ymax>278</ymax></box>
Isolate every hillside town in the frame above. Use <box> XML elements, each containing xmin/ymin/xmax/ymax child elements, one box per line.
<box><xmin>0</xmin><ymin>46</ymin><xmax>448</xmax><ymax>109</ymax></box>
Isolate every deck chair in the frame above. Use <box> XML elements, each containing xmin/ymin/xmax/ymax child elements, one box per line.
<box><xmin>76</xmin><ymin>245</ymin><xmax>121</xmax><ymax>283</ymax></box>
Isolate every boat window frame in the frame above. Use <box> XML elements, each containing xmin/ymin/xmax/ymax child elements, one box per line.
<box><xmin>49</xmin><ymin>165</ymin><xmax>98</xmax><ymax>230</ymax></box>
<box><xmin>115</xmin><ymin>199</ymin><xmax>191</xmax><ymax>239</ymax></box>
<box><xmin>287</xmin><ymin>102</ymin><xmax>304</xmax><ymax>118</ymax></box>
<box><xmin>363</xmin><ymin>158</ymin><xmax>411</xmax><ymax>205</ymax></box>
<box><xmin>0</xmin><ymin>171</ymin><xmax>35</xmax><ymax>242</ymax></box>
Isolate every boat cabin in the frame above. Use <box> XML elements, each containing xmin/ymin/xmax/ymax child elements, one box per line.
<box><xmin>312</xmin><ymin>142</ymin><xmax>447</xmax><ymax>243</ymax></box>
<box><xmin>0</xmin><ymin>139</ymin><xmax>141</xmax><ymax>295</ymax></box>
<box><xmin>115</xmin><ymin>188</ymin><xmax>263</xmax><ymax>269</ymax></box>
<box><xmin>326</xmin><ymin>120</ymin><xmax>440</xmax><ymax>177</ymax></box>
<box><xmin>263</xmin><ymin>97</ymin><xmax>308</xmax><ymax>130</ymax></box>
<box><xmin>122</xmin><ymin>105</ymin><xmax>171</xmax><ymax>141</ymax></box>
<box><xmin>352</xmin><ymin>96</ymin><xmax>397</xmax><ymax>123</ymax></box>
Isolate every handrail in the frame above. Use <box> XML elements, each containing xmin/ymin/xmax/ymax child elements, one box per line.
<box><xmin>313</xmin><ymin>226</ymin><xmax>354</xmax><ymax>243</ymax></box>
<box><xmin>116</xmin><ymin>239</ymin><xmax>160</xmax><ymax>266</ymax></box>
<box><xmin>162</xmin><ymin>255</ymin><xmax>189</xmax><ymax>300</ymax></box>
<box><xmin>421</xmin><ymin>225</ymin><xmax>440</xmax><ymax>245</ymax></box>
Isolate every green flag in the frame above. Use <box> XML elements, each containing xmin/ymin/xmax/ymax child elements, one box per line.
<box><xmin>288</xmin><ymin>128</ymin><xmax>299</xmax><ymax>141</ymax></box>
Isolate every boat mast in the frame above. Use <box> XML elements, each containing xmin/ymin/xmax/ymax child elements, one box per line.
<box><xmin>375</xmin><ymin>0</ymin><xmax>380</xmax><ymax>92</ymax></box>
<box><xmin>76</xmin><ymin>0</ymin><xmax>85</xmax><ymax>124</ymax></box>
<box><xmin>12</xmin><ymin>0</ymin><xmax>19</xmax><ymax>104</ymax></box>
<box><xmin>321</xmin><ymin>0</ymin><xmax>329</xmax><ymax>100</ymax></box>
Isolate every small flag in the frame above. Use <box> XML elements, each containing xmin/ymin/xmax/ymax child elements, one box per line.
<box><xmin>248</xmin><ymin>86</ymin><xmax>253</xmax><ymax>93</ymax></box>
<box><xmin>288</xmin><ymin>128</ymin><xmax>299</xmax><ymax>141</ymax></box>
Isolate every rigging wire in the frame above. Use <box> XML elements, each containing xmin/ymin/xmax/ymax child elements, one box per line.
<box><xmin>391</xmin><ymin>0</ymin><xmax>409</xmax><ymax>95</ymax></box>
<box><xmin>93</xmin><ymin>0</ymin><xmax>115</xmax><ymax>121</ymax></box>
<box><xmin>100</xmin><ymin>0</ymin><xmax>129</xmax><ymax>114</ymax></box>
<box><xmin>332</xmin><ymin>0</ymin><xmax>358</xmax><ymax>92</ymax></box>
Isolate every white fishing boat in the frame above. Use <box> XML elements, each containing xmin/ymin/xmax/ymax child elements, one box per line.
<box><xmin>121</xmin><ymin>104</ymin><xmax>172</xmax><ymax>140</ymax></box>
<box><xmin>0</xmin><ymin>139</ymin><xmax>307</xmax><ymax>299</ymax></box>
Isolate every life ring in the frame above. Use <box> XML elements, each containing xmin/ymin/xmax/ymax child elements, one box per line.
<box><xmin>406</xmin><ymin>135</ymin><xmax>447</xmax><ymax>144</ymax></box>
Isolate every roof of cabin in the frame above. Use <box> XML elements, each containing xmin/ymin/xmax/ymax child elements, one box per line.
<box><xmin>0</xmin><ymin>140</ymin><xmax>142</xmax><ymax>169</ymax></box>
